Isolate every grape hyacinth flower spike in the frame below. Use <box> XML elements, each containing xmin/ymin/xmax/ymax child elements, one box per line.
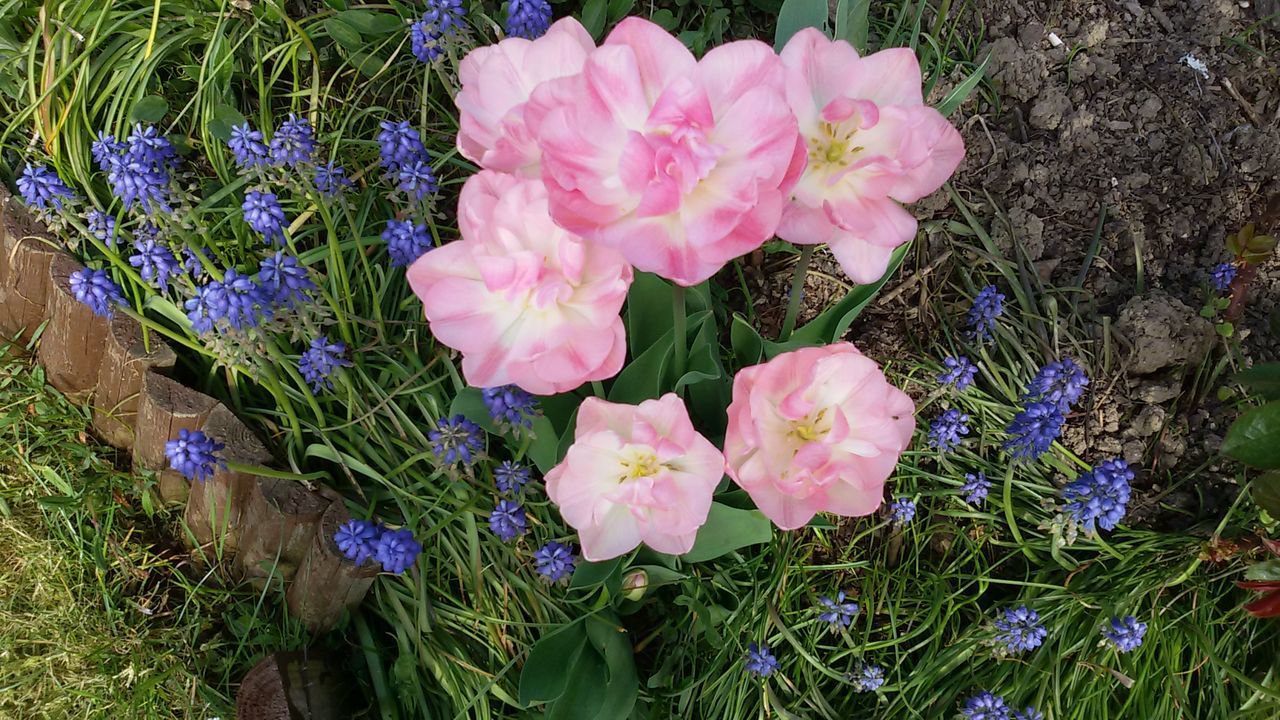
<box><xmin>744</xmin><ymin>643</ymin><xmax>779</xmax><ymax>677</ymax></box>
<box><xmin>818</xmin><ymin>591</ymin><xmax>859</xmax><ymax>629</ymax></box>
<box><xmin>849</xmin><ymin>663</ymin><xmax>884</xmax><ymax>692</ymax></box>
<box><xmin>506</xmin><ymin>0</ymin><xmax>552</xmax><ymax>39</ymax></box>
<box><xmin>69</xmin><ymin>268</ymin><xmax>125</xmax><ymax>318</ymax></box>
<box><xmin>533</xmin><ymin>541</ymin><xmax>576</xmax><ymax>582</ymax></box>
<box><xmin>488</xmin><ymin>499</ymin><xmax>528</xmax><ymax>542</ymax></box>
<box><xmin>1061</xmin><ymin>458</ymin><xmax>1133</xmax><ymax>534</ymax></box>
<box><xmin>334</xmin><ymin>519</ymin><xmax>382</xmax><ymax>565</ymax></box>
<box><xmin>966</xmin><ymin>285</ymin><xmax>1005</xmax><ymax>341</ymax></box>
<box><xmin>298</xmin><ymin>336</ymin><xmax>353</xmax><ymax>394</ymax></box>
<box><xmin>993</xmin><ymin>605</ymin><xmax>1047</xmax><ymax>655</ymax></box>
<box><xmin>374</xmin><ymin>527</ymin><xmax>422</xmax><ymax>574</ymax></box>
<box><xmin>1102</xmin><ymin>615</ymin><xmax>1147</xmax><ymax>653</ymax></box>
<box><xmin>1210</xmin><ymin>262</ymin><xmax>1236</xmax><ymax>292</ymax></box>
<box><xmin>164</xmin><ymin>429</ymin><xmax>225</xmax><ymax>483</ymax></box>
<box><xmin>928</xmin><ymin>408</ymin><xmax>970</xmax><ymax>451</ymax></box>
<box><xmin>960</xmin><ymin>471</ymin><xmax>991</xmax><ymax>505</ymax></box>
<box><xmin>18</xmin><ymin>164</ymin><xmax>76</xmax><ymax>211</ymax></box>
<box><xmin>493</xmin><ymin>460</ymin><xmax>531</xmax><ymax>495</ymax></box>
<box><xmin>429</xmin><ymin>414</ymin><xmax>485</xmax><ymax>467</ymax></box>
<box><xmin>937</xmin><ymin>355</ymin><xmax>977</xmax><ymax>390</ymax></box>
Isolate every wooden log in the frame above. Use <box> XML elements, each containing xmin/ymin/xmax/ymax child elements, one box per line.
<box><xmin>236</xmin><ymin>651</ymin><xmax>354</xmax><ymax>720</ymax></box>
<box><xmin>133</xmin><ymin>371</ymin><xmax>219</xmax><ymax>505</ymax></box>
<box><xmin>91</xmin><ymin>313</ymin><xmax>176</xmax><ymax>449</ymax></box>
<box><xmin>0</xmin><ymin>195</ymin><xmax>59</xmax><ymax>342</ymax></box>
<box><xmin>36</xmin><ymin>254</ymin><xmax>109</xmax><ymax>401</ymax></box>
<box><xmin>287</xmin><ymin>501</ymin><xmax>379</xmax><ymax>631</ymax></box>
<box><xmin>184</xmin><ymin>403</ymin><xmax>272</xmax><ymax>561</ymax></box>
<box><xmin>237</xmin><ymin>477</ymin><xmax>330</xmax><ymax>588</ymax></box>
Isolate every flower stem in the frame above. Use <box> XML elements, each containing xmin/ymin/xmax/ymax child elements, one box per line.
<box><xmin>672</xmin><ymin>285</ymin><xmax>687</xmax><ymax>390</ymax></box>
<box><xmin>779</xmin><ymin>245</ymin><xmax>815</xmax><ymax>341</ymax></box>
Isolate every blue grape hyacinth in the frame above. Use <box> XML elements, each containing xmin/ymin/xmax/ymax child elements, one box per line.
<box><xmin>534</xmin><ymin>541</ymin><xmax>576</xmax><ymax>582</ymax></box>
<box><xmin>374</xmin><ymin>527</ymin><xmax>422</xmax><ymax>574</ymax></box>
<box><xmin>1061</xmin><ymin>458</ymin><xmax>1133</xmax><ymax>534</ymax></box>
<box><xmin>92</xmin><ymin>132</ymin><xmax>124</xmax><ymax>171</ymax></box>
<box><xmin>228</xmin><ymin>123</ymin><xmax>269</xmax><ymax>169</ymax></box>
<box><xmin>1015</xmin><ymin>708</ymin><xmax>1043</xmax><ymax>720</ymax></box>
<box><xmin>164</xmin><ymin>429</ymin><xmax>224</xmax><ymax>482</ymax></box>
<box><xmin>299</xmin><ymin>336</ymin><xmax>352</xmax><ymax>394</ymax></box>
<box><xmin>397</xmin><ymin>159</ymin><xmax>438</xmax><ymax>200</ymax></box>
<box><xmin>129</xmin><ymin>238</ymin><xmax>180</xmax><ymax>292</ymax></box>
<box><xmin>850</xmin><ymin>663</ymin><xmax>884</xmax><ymax>692</ymax></box>
<box><xmin>1102</xmin><ymin>615</ymin><xmax>1147</xmax><ymax>653</ymax></box>
<box><xmin>960</xmin><ymin>471</ymin><xmax>991</xmax><ymax>505</ymax></box>
<box><xmin>1210</xmin><ymin>262</ymin><xmax>1237</xmax><ymax>292</ymax></box>
<box><xmin>269</xmin><ymin>113</ymin><xmax>315</xmax><ymax>167</ymax></box>
<box><xmin>377</xmin><ymin>120</ymin><xmax>428</xmax><ymax>173</ymax></box>
<box><xmin>928</xmin><ymin>408</ymin><xmax>970</xmax><ymax>451</ymax></box>
<box><xmin>69</xmin><ymin>268</ymin><xmax>124</xmax><ymax>318</ymax></box>
<box><xmin>1004</xmin><ymin>400</ymin><xmax>1065</xmax><ymax>461</ymax></box>
<box><xmin>430</xmin><ymin>415</ymin><xmax>484</xmax><ymax>466</ymax></box>
<box><xmin>818</xmin><ymin>591</ymin><xmax>859</xmax><ymax>628</ymax></box>
<box><xmin>744</xmin><ymin>643</ymin><xmax>779</xmax><ymax>677</ymax></box>
<box><xmin>18</xmin><ymin>163</ymin><xmax>76</xmax><ymax>211</ymax></box>
<box><xmin>334</xmin><ymin>519</ymin><xmax>381</xmax><ymax>565</ymax></box>
<box><xmin>488</xmin><ymin>499</ymin><xmax>528</xmax><ymax>542</ymax></box>
<box><xmin>258</xmin><ymin>252</ymin><xmax>315</xmax><ymax>306</ymax></box>
<box><xmin>937</xmin><ymin>355</ymin><xmax>978</xmax><ymax>390</ymax></box>
<box><xmin>506</xmin><ymin>0</ymin><xmax>552</xmax><ymax>39</ymax></box>
<box><xmin>482</xmin><ymin>385</ymin><xmax>538</xmax><ymax>428</ymax></box>
<box><xmin>993</xmin><ymin>606</ymin><xmax>1047</xmax><ymax>654</ymax></box>
<box><xmin>966</xmin><ymin>285</ymin><xmax>1005</xmax><ymax>341</ymax></box>
<box><xmin>1023</xmin><ymin>358</ymin><xmax>1088</xmax><ymax>411</ymax></box>
<box><xmin>313</xmin><ymin>162</ymin><xmax>352</xmax><ymax>197</ymax></box>
<box><xmin>242</xmin><ymin>189</ymin><xmax>288</xmax><ymax>245</ymax></box>
<box><xmin>86</xmin><ymin>210</ymin><xmax>118</xmax><ymax>246</ymax></box>
<box><xmin>494</xmin><ymin>460</ymin><xmax>531</xmax><ymax>495</ymax></box>
<box><xmin>889</xmin><ymin>497</ymin><xmax>917</xmax><ymax>525</ymax></box>
<box><xmin>961</xmin><ymin>691</ymin><xmax>1012</xmax><ymax>719</ymax></box>
<box><xmin>382</xmin><ymin>219</ymin><xmax>433</xmax><ymax>267</ymax></box>
<box><xmin>423</xmin><ymin>0</ymin><xmax>466</xmax><ymax>35</ymax></box>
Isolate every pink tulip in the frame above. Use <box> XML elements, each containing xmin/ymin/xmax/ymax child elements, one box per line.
<box><xmin>777</xmin><ymin>29</ymin><xmax>964</xmax><ymax>283</ymax></box>
<box><xmin>546</xmin><ymin>395</ymin><xmax>726</xmax><ymax>560</ymax></box>
<box><xmin>455</xmin><ymin>18</ymin><xmax>596</xmax><ymax>176</ymax></box>
<box><xmin>724</xmin><ymin>343</ymin><xmax>914</xmax><ymax>530</ymax></box>
<box><xmin>529</xmin><ymin>17</ymin><xmax>804</xmax><ymax>287</ymax></box>
<box><xmin>406</xmin><ymin>171</ymin><xmax>632</xmax><ymax>395</ymax></box>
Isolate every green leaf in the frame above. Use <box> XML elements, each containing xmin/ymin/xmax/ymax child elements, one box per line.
<box><xmin>545</xmin><ymin>642</ymin><xmax>608</xmax><ymax>720</ymax></box>
<box><xmin>626</xmin><ymin>272</ymin><xmax>676</xmax><ymax>353</ymax></box>
<box><xmin>325</xmin><ymin>17</ymin><xmax>365</xmax><ymax>51</ymax></box>
<box><xmin>680</xmin><ymin>503</ymin><xmax>772</xmax><ymax>562</ymax></box>
<box><xmin>580</xmin><ymin>0</ymin><xmax>608</xmax><ymax>38</ymax></box>
<box><xmin>1251</xmin><ymin>471</ymin><xmax>1280</xmax><ymax>517</ymax></box>
<box><xmin>607</xmin><ymin>0</ymin><xmax>637</xmax><ymax>22</ymax></box>
<box><xmin>775</xmin><ymin>243</ymin><xmax>909</xmax><ymax>354</ymax></box>
<box><xmin>673</xmin><ymin>312</ymin><xmax>722</xmax><ymax>394</ymax></box>
<box><xmin>570</xmin><ymin>556</ymin><xmax>625</xmax><ymax>590</ymax></box>
<box><xmin>609</xmin><ymin>328</ymin><xmax>673</xmax><ymax>404</ymax></box>
<box><xmin>519</xmin><ymin>622</ymin><xmax>588</xmax><ymax>705</ymax></box>
<box><xmin>1246</xmin><ymin>558</ymin><xmax>1280</xmax><ymax>582</ymax></box>
<box><xmin>834</xmin><ymin>0</ymin><xmax>870</xmax><ymax>51</ymax></box>
<box><xmin>584</xmin><ymin>616</ymin><xmax>639</xmax><ymax>718</ymax></box>
<box><xmin>730</xmin><ymin>314</ymin><xmax>764</xmax><ymax>366</ymax></box>
<box><xmin>937</xmin><ymin>54</ymin><xmax>989</xmax><ymax>117</ymax></box>
<box><xmin>450</xmin><ymin>387</ymin><xmax>499</xmax><ymax>434</ymax></box>
<box><xmin>207</xmin><ymin>103</ymin><xmax>248</xmax><ymax>142</ymax></box>
<box><xmin>774</xmin><ymin>0</ymin><xmax>828</xmax><ymax>52</ymax></box>
<box><xmin>526</xmin><ymin>414</ymin><xmax>561</xmax><ymax>474</ymax></box>
<box><xmin>337</xmin><ymin>9</ymin><xmax>405</xmax><ymax>34</ymax></box>
<box><xmin>630</xmin><ymin>564</ymin><xmax>688</xmax><ymax>589</ymax></box>
<box><xmin>1235</xmin><ymin>364</ymin><xmax>1280</xmax><ymax>401</ymax></box>
<box><xmin>650</xmin><ymin>8</ymin><xmax>678</xmax><ymax>30</ymax></box>
<box><xmin>130</xmin><ymin>95</ymin><xmax>168</xmax><ymax>123</ymax></box>
<box><xmin>349</xmin><ymin>51</ymin><xmax>386</xmax><ymax>79</ymax></box>
<box><xmin>1223</xmin><ymin>401</ymin><xmax>1280</xmax><ymax>469</ymax></box>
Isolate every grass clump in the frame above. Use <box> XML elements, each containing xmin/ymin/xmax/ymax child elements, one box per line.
<box><xmin>0</xmin><ymin>350</ymin><xmax>306</xmax><ymax>717</ymax></box>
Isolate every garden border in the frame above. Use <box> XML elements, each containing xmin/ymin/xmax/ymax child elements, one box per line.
<box><xmin>0</xmin><ymin>185</ymin><xmax>373</xmax><ymax>633</ymax></box>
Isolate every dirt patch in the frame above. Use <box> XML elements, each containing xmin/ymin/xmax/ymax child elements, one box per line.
<box><xmin>959</xmin><ymin>0</ymin><xmax>1279</xmax><ymax>332</ymax></box>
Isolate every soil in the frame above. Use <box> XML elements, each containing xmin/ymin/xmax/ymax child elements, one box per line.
<box><xmin>752</xmin><ymin>0</ymin><xmax>1280</xmax><ymax>532</ymax></box>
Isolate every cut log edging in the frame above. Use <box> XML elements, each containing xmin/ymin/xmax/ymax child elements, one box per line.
<box><xmin>0</xmin><ymin>186</ymin><xmax>370</xmax><ymax>634</ymax></box>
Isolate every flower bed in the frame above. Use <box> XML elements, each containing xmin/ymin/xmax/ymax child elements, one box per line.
<box><xmin>2</xmin><ymin>1</ymin><xmax>1275</xmax><ymax>718</ymax></box>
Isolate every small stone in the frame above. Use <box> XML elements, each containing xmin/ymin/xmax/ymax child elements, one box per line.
<box><xmin>1132</xmin><ymin>405</ymin><xmax>1167</xmax><ymax>438</ymax></box>
<box><xmin>1116</xmin><ymin>291</ymin><xmax>1216</xmax><ymax>375</ymax></box>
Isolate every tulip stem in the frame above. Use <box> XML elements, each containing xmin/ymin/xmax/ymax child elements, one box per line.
<box><xmin>779</xmin><ymin>245</ymin><xmax>815</xmax><ymax>342</ymax></box>
<box><xmin>672</xmin><ymin>285</ymin><xmax>687</xmax><ymax>390</ymax></box>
